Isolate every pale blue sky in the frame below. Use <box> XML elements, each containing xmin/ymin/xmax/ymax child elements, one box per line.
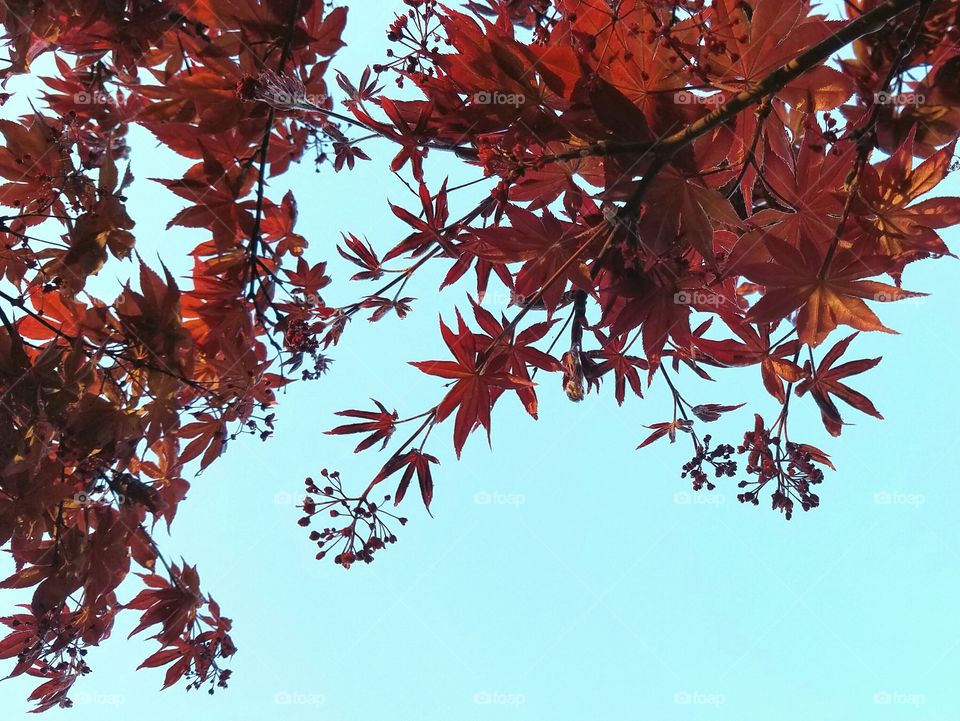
<box><xmin>2</xmin><ymin>3</ymin><xmax>960</xmax><ymax>719</ymax></box>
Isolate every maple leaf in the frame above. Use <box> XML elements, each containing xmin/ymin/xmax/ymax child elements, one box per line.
<box><xmin>469</xmin><ymin>298</ymin><xmax>560</xmax><ymax>418</ymax></box>
<box><xmin>157</xmin><ymin>147</ymin><xmax>255</xmax><ymax>251</ymax></box>
<box><xmin>741</xmin><ymin>236</ymin><xmax>925</xmax><ymax>346</ymax></box>
<box><xmin>694</xmin><ymin>319</ymin><xmax>804</xmax><ymax>403</ymax></box>
<box><xmin>410</xmin><ymin>311</ymin><xmax>533</xmax><ymax>457</ymax></box>
<box><xmin>856</xmin><ymin>131</ymin><xmax>960</xmax><ymax>267</ymax></box>
<box><xmin>795</xmin><ymin>332</ymin><xmax>883</xmax><ymax>437</ymax></box>
<box><xmin>332</xmin><ymin>140</ymin><xmax>371</xmax><ymax>172</ymax></box>
<box><xmin>386</xmin><ymin>179</ymin><xmax>451</xmax><ymax>260</ymax></box>
<box><xmin>691</xmin><ymin>403</ymin><xmax>746</xmax><ymax>422</ymax></box>
<box><xmin>310</xmin><ymin>5</ymin><xmax>349</xmax><ymax>56</ymax></box>
<box><xmin>634</xmin><ymin>165</ymin><xmax>742</xmax><ymax>260</ymax></box>
<box><xmin>125</xmin><ymin>566</ymin><xmax>202</xmax><ymax>645</ymax></box>
<box><xmin>352</xmin><ymin>99</ymin><xmax>433</xmax><ymax>182</ymax></box>
<box><xmin>337</xmin><ymin>233</ymin><xmax>383</xmax><ymax>281</ymax></box>
<box><xmin>283</xmin><ymin>257</ymin><xmax>331</xmax><ymax>298</ymax></box>
<box><xmin>467</xmin><ymin>206</ymin><xmax>597</xmax><ymax>312</ymax></box>
<box><xmin>16</xmin><ymin>286</ymin><xmax>86</xmax><ymax>340</ymax></box>
<box><xmin>636</xmin><ymin>419</ymin><xmax>694</xmax><ymax>449</ymax></box>
<box><xmin>261</xmin><ymin>190</ymin><xmax>308</xmax><ymax>257</ymax></box>
<box><xmin>586</xmin><ymin>330</ymin><xmax>648</xmax><ymax>405</ymax></box>
<box><xmin>0</xmin><ymin>117</ymin><xmax>68</xmax><ymax>213</ymax></box>
<box><xmin>136</xmin><ymin>439</ymin><xmax>189</xmax><ymax>529</ymax></box>
<box><xmin>371</xmin><ymin>450</ymin><xmax>440</xmax><ymax>510</ymax></box>
<box><xmin>709</xmin><ymin>0</ymin><xmax>855</xmax><ymax>111</ymax></box>
<box><xmin>114</xmin><ymin>260</ymin><xmax>192</xmax><ymax>377</ymax></box>
<box><xmin>598</xmin><ymin>277</ymin><xmax>694</xmax><ymax>371</ymax></box>
<box><xmin>336</xmin><ymin>67</ymin><xmax>383</xmax><ymax>105</ymax></box>
<box><xmin>0</xmin><ymin>616</ymin><xmax>34</xmax><ymax>663</ymax></box>
<box><xmin>360</xmin><ymin>295</ymin><xmax>414</xmax><ymax>322</ymax></box>
<box><xmin>326</xmin><ymin>400</ymin><xmax>398</xmax><ymax>452</ymax></box>
<box><xmin>178</xmin><ymin>414</ymin><xmax>227</xmax><ymax>470</ymax></box>
<box><xmin>25</xmin><ymin>673</ymin><xmax>76</xmax><ymax>713</ymax></box>
<box><xmin>725</xmin><ymin>122</ymin><xmax>853</xmax><ymax>267</ymax></box>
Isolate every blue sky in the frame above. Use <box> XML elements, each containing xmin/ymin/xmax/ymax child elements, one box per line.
<box><xmin>2</xmin><ymin>2</ymin><xmax>960</xmax><ymax>719</ymax></box>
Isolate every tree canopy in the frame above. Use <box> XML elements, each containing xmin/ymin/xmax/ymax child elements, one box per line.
<box><xmin>0</xmin><ymin>0</ymin><xmax>958</xmax><ymax>710</ymax></box>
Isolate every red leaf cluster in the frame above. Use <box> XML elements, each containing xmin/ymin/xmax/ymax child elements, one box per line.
<box><xmin>0</xmin><ymin>0</ymin><xmax>348</xmax><ymax>709</ymax></box>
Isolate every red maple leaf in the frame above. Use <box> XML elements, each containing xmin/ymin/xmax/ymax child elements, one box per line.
<box><xmin>326</xmin><ymin>400</ymin><xmax>398</xmax><ymax>452</ymax></box>
<box><xmin>410</xmin><ymin>311</ymin><xmax>533</xmax><ymax>456</ymax></box>
<box><xmin>469</xmin><ymin>299</ymin><xmax>560</xmax><ymax>418</ymax></box>
<box><xmin>125</xmin><ymin>566</ymin><xmax>202</xmax><ymax>645</ymax></box>
<box><xmin>386</xmin><ymin>179</ymin><xmax>451</xmax><ymax>260</ymax></box>
<box><xmin>371</xmin><ymin>450</ymin><xmax>440</xmax><ymax>510</ymax></box>
<box><xmin>741</xmin><ymin>235</ymin><xmax>924</xmax><ymax>346</ymax></box>
<box><xmin>795</xmin><ymin>332</ymin><xmax>883</xmax><ymax>436</ymax></box>
<box><xmin>586</xmin><ymin>330</ymin><xmax>649</xmax><ymax>405</ymax></box>
<box><xmin>694</xmin><ymin>319</ymin><xmax>804</xmax><ymax>403</ymax></box>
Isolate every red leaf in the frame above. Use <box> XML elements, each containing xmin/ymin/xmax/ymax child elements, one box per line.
<box><xmin>326</xmin><ymin>400</ymin><xmax>398</xmax><ymax>452</ymax></box>
<box><xmin>410</xmin><ymin>311</ymin><xmax>533</xmax><ymax>457</ymax></box>
<box><xmin>795</xmin><ymin>333</ymin><xmax>883</xmax><ymax>436</ymax></box>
